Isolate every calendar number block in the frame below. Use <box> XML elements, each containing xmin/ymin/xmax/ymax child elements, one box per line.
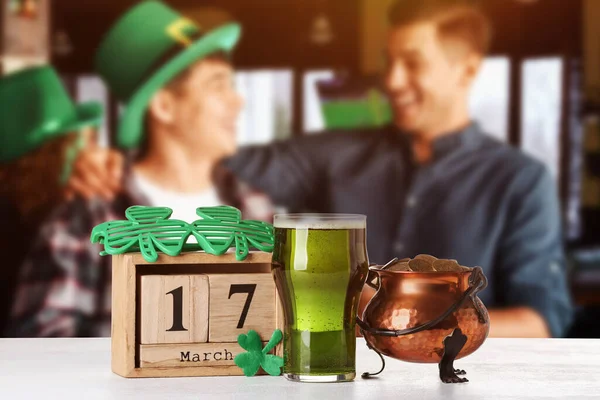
<box><xmin>208</xmin><ymin>273</ymin><xmax>277</xmax><ymax>342</ymax></box>
<box><xmin>139</xmin><ymin>341</ymin><xmax>270</xmax><ymax>368</ymax></box>
<box><xmin>140</xmin><ymin>274</ymin><xmax>209</xmax><ymax>344</ymax></box>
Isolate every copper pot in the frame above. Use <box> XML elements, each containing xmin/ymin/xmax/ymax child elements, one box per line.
<box><xmin>356</xmin><ymin>263</ymin><xmax>489</xmax><ymax>382</ymax></box>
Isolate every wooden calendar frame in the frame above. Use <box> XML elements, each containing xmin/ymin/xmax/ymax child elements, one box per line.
<box><xmin>111</xmin><ymin>251</ymin><xmax>283</xmax><ymax>378</ymax></box>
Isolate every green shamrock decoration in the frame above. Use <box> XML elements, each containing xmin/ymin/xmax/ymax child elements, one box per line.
<box><xmin>234</xmin><ymin>329</ymin><xmax>284</xmax><ymax>377</ymax></box>
<box><xmin>192</xmin><ymin>206</ymin><xmax>275</xmax><ymax>261</ymax></box>
<box><xmin>90</xmin><ymin>206</ymin><xmax>191</xmax><ymax>262</ymax></box>
<box><xmin>90</xmin><ymin>205</ymin><xmax>274</xmax><ymax>262</ymax></box>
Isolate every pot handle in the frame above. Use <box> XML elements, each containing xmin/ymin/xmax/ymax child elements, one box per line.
<box><xmin>365</xmin><ymin>268</ymin><xmax>380</xmax><ymax>290</ymax></box>
<box><xmin>365</xmin><ymin>258</ymin><xmax>401</xmax><ymax>290</ymax></box>
<box><xmin>357</xmin><ymin>266</ymin><xmax>487</xmax><ymax>337</ymax></box>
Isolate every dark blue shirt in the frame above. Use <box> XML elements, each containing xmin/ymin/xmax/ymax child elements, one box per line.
<box><xmin>225</xmin><ymin>123</ymin><xmax>574</xmax><ymax>337</ymax></box>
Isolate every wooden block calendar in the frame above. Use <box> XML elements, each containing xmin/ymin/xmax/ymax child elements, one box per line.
<box><xmin>111</xmin><ymin>251</ymin><xmax>283</xmax><ymax>378</ymax></box>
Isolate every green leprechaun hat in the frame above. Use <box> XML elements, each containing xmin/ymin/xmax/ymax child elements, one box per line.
<box><xmin>0</xmin><ymin>66</ymin><xmax>103</xmax><ymax>163</ymax></box>
<box><xmin>95</xmin><ymin>1</ymin><xmax>241</xmax><ymax>149</ymax></box>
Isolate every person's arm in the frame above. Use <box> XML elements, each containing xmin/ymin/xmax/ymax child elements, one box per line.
<box><xmin>65</xmin><ymin>145</ymin><xmax>124</xmax><ymax>201</ymax></box>
<box><xmin>488</xmin><ymin>308</ymin><xmax>550</xmax><ymax>337</ymax></box>
<box><xmin>4</xmin><ymin>205</ymin><xmax>102</xmax><ymax>337</ymax></box>
<box><xmin>66</xmin><ymin>136</ymin><xmax>325</xmax><ymax>210</ymax></box>
<box><xmin>491</xmin><ymin>163</ymin><xmax>573</xmax><ymax>338</ymax></box>
<box><xmin>222</xmin><ymin>136</ymin><xmax>329</xmax><ymax>210</ymax></box>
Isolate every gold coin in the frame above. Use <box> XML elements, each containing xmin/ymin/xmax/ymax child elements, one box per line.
<box><xmin>387</xmin><ymin>262</ymin><xmax>412</xmax><ymax>272</ymax></box>
<box><xmin>432</xmin><ymin>259</ymin><xmax>462</xmax><ymax>272</ymax></box>
<box><xmin>413</xmin><ymin>254</ymin><xmax>437</xmax><ymax>265</ymax></box>
<box><xmin>408</xmin><ymin>258</ymin><xmax>435</xmax><ymax>272</ymax></box>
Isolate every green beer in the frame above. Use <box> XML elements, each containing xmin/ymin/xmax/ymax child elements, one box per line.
<box><xmin>272</xmin><ymin>214</ymin><xmax>369</xmax><ymax>382</ymax></box>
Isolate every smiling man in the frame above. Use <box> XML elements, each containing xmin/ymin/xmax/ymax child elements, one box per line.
<box><xmin>223</xmin><ymin>0</ymin><xmax>573</xmax><ymax>338</ymax></box>
<box><xmin>66</xmin><ymin>0</ymin><xmax>573</xmax><ymax>338</ymax></box>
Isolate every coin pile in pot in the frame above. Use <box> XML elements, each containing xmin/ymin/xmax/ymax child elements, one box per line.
<box><xmin>386</xmin><ymin>254</ymin><xmax>472</xmax><ymax>272</ymax></box>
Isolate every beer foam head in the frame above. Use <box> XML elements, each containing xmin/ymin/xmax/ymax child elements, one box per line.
<box><xmin>274</xmin><ymin>214</ymin><xmax>366</xmax><ymax>229</ymax></box>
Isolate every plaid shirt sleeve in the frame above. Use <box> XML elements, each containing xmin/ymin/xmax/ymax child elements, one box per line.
<box><xmin>5</xmin><ymin>201</ymin><xmax>110</xmax><ymax>337</ymax></box>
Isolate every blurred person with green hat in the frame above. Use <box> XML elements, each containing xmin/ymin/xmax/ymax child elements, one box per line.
<box><xmin>4</xmin><ymin>0</ymin><xmax>261</xmax><ymax>337</ymax></box>
<box><xmin>0</xmin><ymin>65</ymin><xmax>104</xmax><ymax>221</ymax></box>
<box><xmin>0</xmin><ymin>65</ymin><xmax>104</xmax><ymax>335</ymax></box>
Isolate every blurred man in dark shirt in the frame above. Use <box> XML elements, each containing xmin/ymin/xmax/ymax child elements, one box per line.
<box><xmin>68</xmin><ymin>0</ymin><xmax>573</xmax><ymax>337</ymax></box>
<box><xmin>223</xmin><ymin>0</ymin><xmax>572</xmax><ymax>337</ymax></box>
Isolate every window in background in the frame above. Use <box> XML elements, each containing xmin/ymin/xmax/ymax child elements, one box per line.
<box><xmin>469</xmin><ymin>57</ymin><xmax>510</xmax><ymax>142</ymax></box>
<box><xmin>235</xmin><ymin>70</ymin><xmax>293</xmax><ymax>145</ymax></box>
<box><xmin>520</xmin><ymin>57</ymin><xmax>564</xmax><ymax>181</ymax></box>
<box><xmin>76</xmin><ymin>75</ymin><xmax>109</xmax><ymax>147</ymax></box>
<box><xmin>303</xmin><ymin>69</ymin><xmax>335</xmax><ymax>133</ymax></box>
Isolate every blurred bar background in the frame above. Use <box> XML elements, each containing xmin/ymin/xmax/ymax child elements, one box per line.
<box><xmin>1</xmin><ymin>0</ymin><xmax>600</xmax><ymax>336</ymax></box>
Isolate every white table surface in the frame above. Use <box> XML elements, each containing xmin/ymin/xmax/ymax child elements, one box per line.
<box><xmin>0</xmin><ymin>338</ymin><xmax>599</xmax><ymax>399</ymax></box>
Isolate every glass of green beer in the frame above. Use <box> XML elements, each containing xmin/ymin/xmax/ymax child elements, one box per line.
<box><xmin>272</xmin><ymin>214</ymin><xmax>369</xmax><ymax>382</ymax></box>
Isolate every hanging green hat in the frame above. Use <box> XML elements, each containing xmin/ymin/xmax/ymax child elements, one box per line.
<box><xmin>0</xmin><ymin>66</ymin><xmax>103</xmax><ymax>163</ymax></box>
<box><xmin>95</xmin><ymin>1</ymin><xmax>241</xmax><ymax>149</ymax></box>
